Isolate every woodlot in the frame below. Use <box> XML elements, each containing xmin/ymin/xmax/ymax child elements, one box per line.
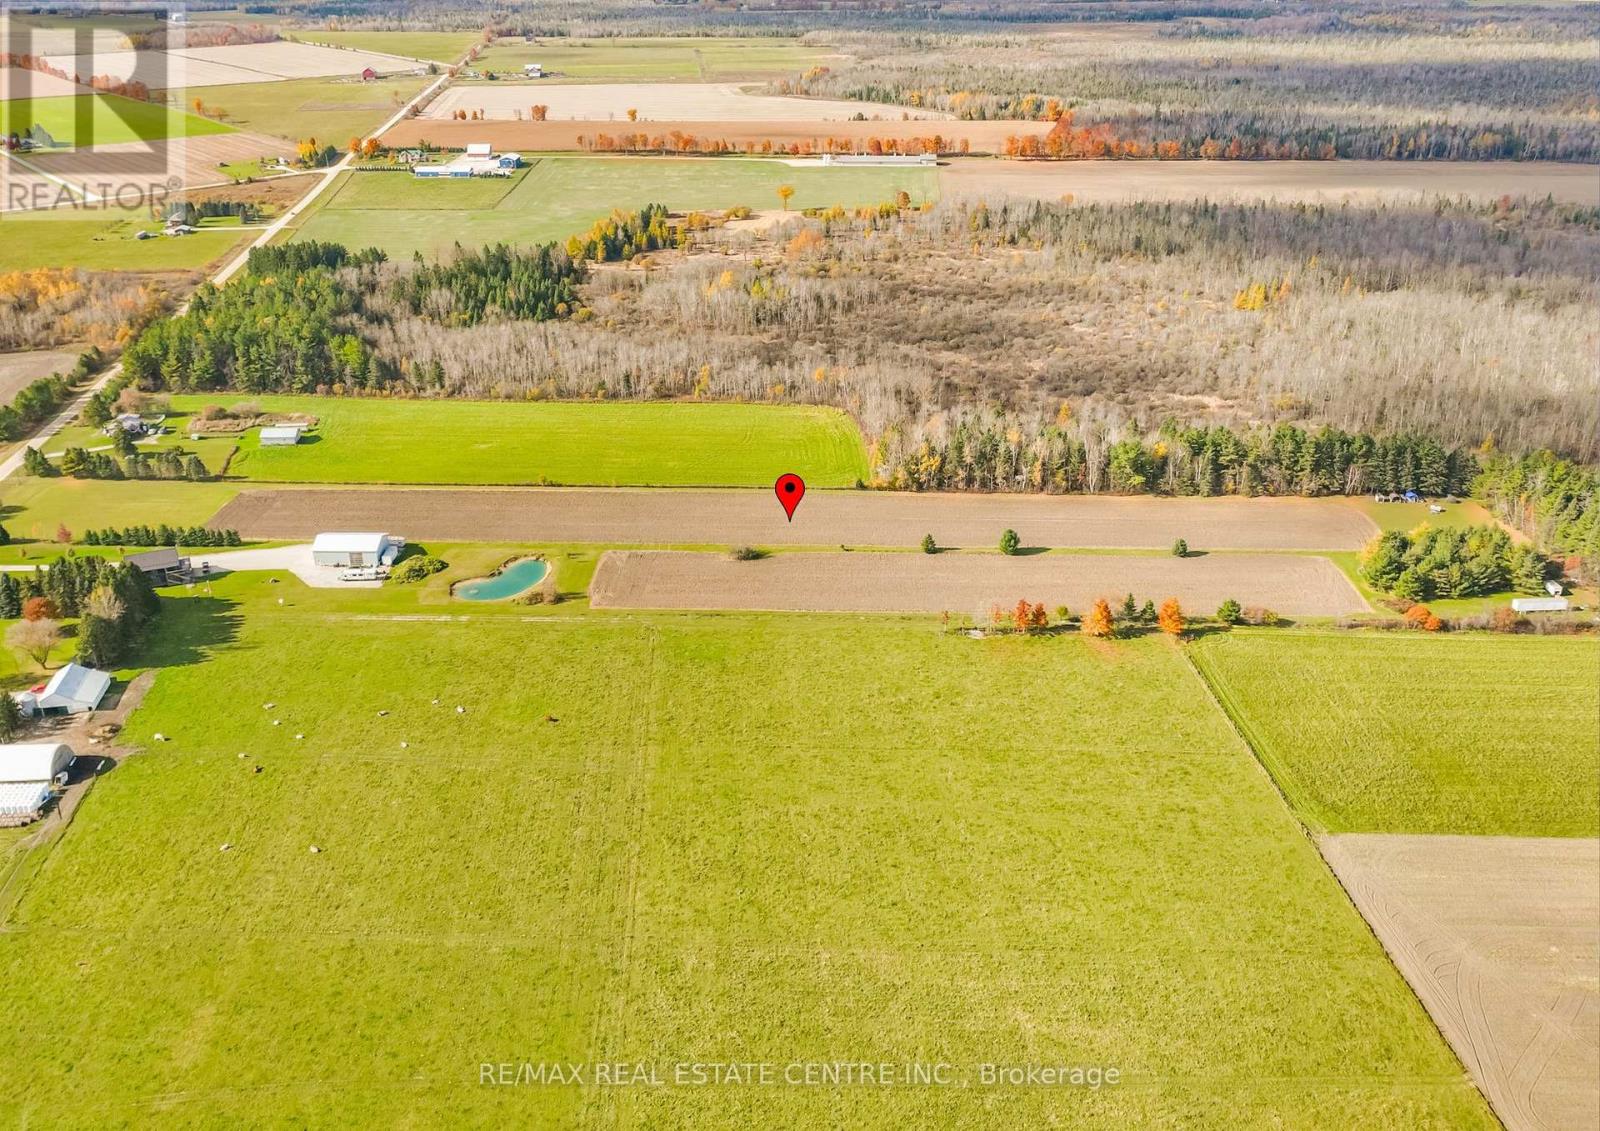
<box><xmin>588</xmin><ymin>549</ymin><xmax>1369</xmax><ymax>617</ymax></box>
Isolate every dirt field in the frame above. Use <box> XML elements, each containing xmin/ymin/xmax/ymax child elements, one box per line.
<box><xmin>379</xmin><ymin>118</ymin><xmax>1046</xmax><ymax>156</ymax></box>
<box><xmin>1322</xmin><ymin>835</ymin><xmax>1600</xmax><ymax>1131</ymax></box>
<box><xmin>588</xmin><ymin>549</ymin><xmax>1368</xmax><ymax>616</ymax></box>
<box><xmin>426</xmin><ymin>83</ymin><xmax>949</xmax><ymax>123</ymax></box>
<box><xmin>23</xmin><ymin>131</ymin><xmax>295</xmax><ymax>200</ymax></box>
<box><xmin>209</xmin><ymin>487</ymin><xmax>1379</xmax><ymax>550</ymax></box>
<box><xmin>0</xmin><ymin>347</ymin><xmax>81</xmax><ymax>401</ymax></box>
<box><xmin>40</xmin><ymin>42</ymin><xmax>422</xmax><ymax>90</ymax></box>
<box><xmin>0</xmin><ymin>67</ymin><xmax>85</xmax><ymax>101</ymax></box>
<box><xmin>940</xmin><ymin>158</ymin><xmax>1600</xmax><ymax>206</ymax></box>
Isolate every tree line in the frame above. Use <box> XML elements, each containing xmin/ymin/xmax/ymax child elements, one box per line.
<box><xmin>1359</xmin><ymin>524</ymin><xmax>1552</xmax><ymax>602</ymax></box>
<box><xmin>1476</xmin><ymin>450</ymin><xmax>1598</xmax><ymax>585</ymax></box>
<box><xmin>82</xmin><ymin>526</ymin><xmax>242</xmax><ymax>548</ymax></box>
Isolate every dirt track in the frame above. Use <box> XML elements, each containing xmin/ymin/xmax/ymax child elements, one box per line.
<box><xmin>1322</xmin><ymin>835</ymin><xmax>1600</xmax><ymax>1131</ymax></box>
<box><xmin>209</xmin><ymin>488</ymin><xmax>1379</xmax><ymax>550</ymax></box>
<box><xmin>589</xmin><ymin>549</ymin><xmax>1368</xmax><ymax>616</ymax></box>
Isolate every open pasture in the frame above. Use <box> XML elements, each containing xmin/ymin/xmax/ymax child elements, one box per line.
<box><xmin>0</xmin><ymin>93</ymin><xmax>231</xmax><ymax>147</ymax></box>
<box><xmin>590</xmin><ymin>549</ymin><xmax>1368</xmax><ymax>618</ymax></box>
<box><xmin>0</xmin><ymin>215</ymin><xmax>244</xmax><ymax>271</ymax></box>
<box><xmin>939</xmin><ymin>157</ymin><xmax>1600</xmax><ymax>207</ymax></box>
<box><xmin>174</xmin><ymin>394</ymin><xmax>870</xmax><ymax>488</ymax></box>
<box><xmin>1191</xmin><ymin>632</ymin><xmax>1600</xmax><ymax>837</ymax></box>
<box><xmin>424</xmin><ymin>82</ymin><xmax>946</xmax><ymax>123</ymax></box>
<box><xmin>293</xmin><ymin>157</ymin><xmax>936</xmax><ymax>259</ymax></box>
<box><xmin>478</xmin><ymin>35</ymin><xmax>841</xmax><ymax>83</ymax></box>
<box><xmin>208</xmin><ymin>487</ymin><xmax>1378</xmax><ymax>549</ymax></box>
<box><xmin>193</xmin><ymin>74</ymin><xmax>430</xmax><ymax>143</ymax></box>
<box><xmin>1323</xmin><ymin>834</ymin><xmax>1600</xmax><ymax>1131</ymax></box>
<box><xmin>288</xmin><ymin>30</ymin><xmax>483</xmax><ymax>65</ymax></box>
<box><xmin>0</xmin><ymin>593</ymin><xmax>1493</xmax><ymax>1126</ymax></box>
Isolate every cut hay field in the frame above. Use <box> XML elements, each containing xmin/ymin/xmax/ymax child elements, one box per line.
<box><xmin>289</xmin><ymin>30</ymin><xmax>481</xmax><ymax>65</ymax></box>
<box><xmin>187</xmin><ymin>73</ymin><xmax>431</xmax><ymax>143</ymax></box>
<box><xmin>0</xmin><ymin>92</ymin><xmax>231</xmax><ymax>147</ymax></box>
<box><xmin>938</xmin><ymin>157</ymin><xmax>1600</xmax><ymax>207</ymax></box>
<box><xmin>0</xmin><ymin>585</ymin><xmax>1494</xmax><ymax>1126</ymax></box>
<box><xmin>590</xmin><ymin>549</ymin><xmax>1368</xmax><ymax>618</ymax></box>
<box><xmin>477</xmin><ymin>35</ymin><xmax>841</xmax><ymax>83</ymax></box>
<box><xmin>173</xmin><ymin>395</ymin><xmax>870</xmax><ymax>488</ymax></box>
<box><xmin>291</xmin><ymin>157</ymin><xmax>936</xmax><ymax>259</ymax></box>
<box><xmin>1191</xmin><ymin>632</ymin><xmax>1600</xmax><ymax>837</ymax></box>
<box><xmin>424</xmin><ymin>82</ymin><xmax>946</xmax><ymax>123</ymax></box>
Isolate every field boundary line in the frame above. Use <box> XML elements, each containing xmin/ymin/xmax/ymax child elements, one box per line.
<box><xmin>1181</xmin><ymin>638</ymin><xmax>1329</xmax><ymax>836</ymax></box>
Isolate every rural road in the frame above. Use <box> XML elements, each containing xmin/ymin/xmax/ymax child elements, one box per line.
<box><xmin>0</xmin><ymin>63</ymin><xmax>456</xmax><ymax>481</ymax></box>
<box><xmin>210</xmin><ymin>487</ymin><xmax>1382</xmax><ymax>550</ymax></box>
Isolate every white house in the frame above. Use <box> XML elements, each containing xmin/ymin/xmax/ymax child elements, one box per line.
<box><xmin>1512</xmin><ymin>596</ymin><xmax>1570</xmax><ymax>614</ymax></box>
<box><xmin>0</xmin><ymin>743</ymin><xmax>75</xmax><ymax>824</ymax></box>
<box><xmin>259</xmin><ymin>424</ymin><xmax>305</xmax><ymax>446</ymax></box>
<box><xmin>14</xmin><ymin>663</ymin><xmax>112</xmax><ymax>717</ymax></box>
<box><xmin>311</xmin><ymin>532</ymin><xmax>404</xmax><ymax>568</ymax></box>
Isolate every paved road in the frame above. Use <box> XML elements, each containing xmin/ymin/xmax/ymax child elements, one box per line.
<box><xmin>0</xmin><ymin>66</ymin><xmax>453</xmax><ymax>483</ymax></box>
<box><xmin>210</xmin><ymin>487</ymin><xmax>1382</xmax><ymax>551</ymax></box>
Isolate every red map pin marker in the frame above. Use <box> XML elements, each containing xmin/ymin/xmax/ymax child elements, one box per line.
<box><xmin>775</xmin><ymin>473</ymin><xmax>806</xmax><ymax>521</ymax></box>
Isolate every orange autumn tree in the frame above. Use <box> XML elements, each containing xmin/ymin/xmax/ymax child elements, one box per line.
<box><xmin>1403</xmin><ymin>604</ymin><xmax>1443</xmax><ymax>632</ymax></box>
<box><xmin>1081</xmin><ymin>598</ymin><xmax>1114</xmax><ymax>638</ymax></box>
<box><xmin>1158</xmin><ymin>598</ymin><xmax>1186</xmax><ymax>636</ymax></box>
<box><xmin>1013</xmin><ymin>599</ymin><xmax>1031</xmax><ymax>632</ymax></box>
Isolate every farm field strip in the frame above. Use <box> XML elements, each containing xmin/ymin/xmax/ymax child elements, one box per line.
<box><xmin>38</xmin><ymin>42</ymin><xmax>425</xmax><ymax>91</ymax></box>
<box><xmin>0</xmin><ymin>92</ymin><xmax>232</xmax><ymax>147</ymax></box>
<box><xmin>939</xmin><ymin>157</ymin><xmax>1600</xmax><ymax>207</ymax></box>
<box><xmin>209</xmin><ymin>487</ymin><xmax>1380</xmax><ymax>550</ymax></box>
<box><xmin>1190</xmin><ymin>632</ymin><xmax>1600</xmax><ymax>837</ymax></box>
<box><xmin>0</xmin><ymin>599</ymin><xmax>1496</xmax><ymax>1126</ymax></box>
<box><xmin>1322</xmin><ymin>834</ymin><xmax>1600</xmax><ymax>1131</ymax></box>
<box><xmin>589</xmin><ymin>549</ymin><xmax>1369</xmax><ymax>617</ymax></box>
<box><xmin>423</xmin><ymin>82</ymin><xmax>949</xmax><ymax>123</ymax></box>
<box><xmin>475</xmin><ymin>35</ymin><xmax>843</xmax><ymax>82</ymax></box>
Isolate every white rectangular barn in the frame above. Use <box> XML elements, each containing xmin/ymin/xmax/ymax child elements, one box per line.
<box><xmin>312</xmin><ymin>532</ymin><xmax>403</xmax><ymax>568</ymax></box>
<box><xmin>259</xmin><ymin>424</ymin><xmax>305</xmax><ymax>446</ymax></box>
<box><xmin>0</xmin><ymin>742</ymin><xmax>76</xmax><ymax>824</ymax></box>
<box><xmin>1511</xmin><ymin>596</ymin><xmax>1570</xmax><ymax>614</ymax></box>
<box><xmin>13</xmin><ymin>664</ymin><xmax>111</xmax><ymax>717</ymax></box>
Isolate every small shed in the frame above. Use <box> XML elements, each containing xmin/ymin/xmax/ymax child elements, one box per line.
<box><xmin>1544</xmin><ymin>580</ymin><xmax>1565</xmax><ymax>597</ymax></box>
<box><xmin>1512</xmin><ymin>596</ymin><xmax>1570</xmax><ymax>614</ymax></box>
<box><xmin>312</xmin><ymin>532</ymin><xmax>402</xmax><ymax>568</ymax></box>
<box><xmin>126</xmin><ymin>547</ymin><xmax>191</xmax><ymax>585</ymax></box>
<box><xmin>361</xmin><ymin>66</ymin><xmax>378</xmax><ymax>81</ymax></box>
<box><xmin>15</xmin><ymin>664</ymin><xmax>111</xmax><ymax>717</ymax></box>
<box><xmin>259</xmin><ymin>423</ymin><xmax>305</xmax><ymax>446</ymax></box>
<box><xmin>0</xmin><ymin>743</ymin><xmax>76</xmax><ymax>824</ymax></box>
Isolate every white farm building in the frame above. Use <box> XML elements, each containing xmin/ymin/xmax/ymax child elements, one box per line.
<box><xmin>1511</xmin><ymin>596</ymin><xmax>1570</xmax><ymax>614</ymax></box>
<box><xmin>311</xmin><ymin>533</ymin><xmax>404</xmax><ymax>568</ymax></box>
<box><xmin>13</xmin><ymin>663</ymin><xmax>112</xmax><ymax>718</ymax></box>
<box><xmin>0</xmin><ymin>743</ymin><xmax>75</xmax><ymax>824</ymax></box>
<box><xmin>259</xmin><ymin>424</ymin><xmax>305</xmax><ymax>446</ymax></box>
<box><xmin>412</xmin><ymin>143</ymin><xmax>522</xmax><ymax>178</ymax></box>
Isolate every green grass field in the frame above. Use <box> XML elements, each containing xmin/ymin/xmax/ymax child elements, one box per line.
<box><xmin>288</xmin><ymin>29</ymin><xmax>482</xmax><ymax>64</ymax></box>
<box><xmin>1191</xmin><ymin>631</ymin><xmax>1600</xmax><ymax>836</ymax></box>
<box><xmin>173</xmin><ymin>395</ymin><xmax>870</xmax><ymax>487</ymax></box>
<box><xmin>0</xmin><ymin>580</ymin><xmax>1493</xmax><ymax>1126</ymax></box>
<box><xmin>0</xmin><ymin>93</ymin><xmax>232</xmax><ymax>147</ymax></box>
<box><xmin>1</xmin><ymin>476</ymin><xmax>240</xmax><ymax>540</ymax></box>
<box><xmin>477</xmin><ymin>35</ymin><xmax>838</xmax><ymax>82</ymax></box>
<box><xmin>292</xmin><ymin>157</ymin><xmax>938</xmax><ymax>259</ymax></box>
<box><xmin>189</xmin><ymin>74</ymin><xmax>430</xmax><ymax>143</ymax></box>
<box><xmin>0</xmin><ymin>216</ymin><xmax>245</xmax><ymax>272</ymax></box>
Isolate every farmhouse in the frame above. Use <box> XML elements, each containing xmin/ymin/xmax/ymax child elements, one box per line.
<box><xmin>125</xmin><ymin>547</ymin><xmax>191</xmax><ymax>585</ymax></box>
<box><xmin>412</xmin><ymin>143</ymin><xmax>523</xmax><ymax>178</ymax></box>
<box><xmin>523</xmin><ymin>62</ymin><xmax>544</xmax><ymax>78</ymax></box>
<box><xmin>259</xmin><ymin>423</ymin><xmax>305</xmax><ymax>446</ymax></box>
<box><xmin>1512</xmin><ymin>596</ymin><xmax>1570</xmax><ymax>613</ymax></box>
<box><xmin>13</xmin><ymin>663</ymin><xmax>112</xmax><ymax>718</ymax></box>
<box><xmin>0</xmin><ymin>743</ymin><xmax>75</xmax><ymax>825</ymax></box>
<box><xmin>312</xmin><ymin>532</ymin><xmax>404</xmax><ymax>568</ymax></box>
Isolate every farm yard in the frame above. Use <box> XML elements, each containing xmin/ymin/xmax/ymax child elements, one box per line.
<box><xmin>1191</xmin><ymin>632</ymin><xmax>1600</xmax><ymax>837</ymax></box>
<box><xmin>589</xmin><ymin>548</ymin><xmax>1368</xmax><ymax>617</ymax></box>
<box><xmin>1322</xmin><ymin>836</ymin><xmax>1600</xmax><ymax>1131</ymax></box>
<box><xmin>0</xmin><ymin>583</ymin><xmax>1497</xmax><ymax>1127</ymax></box>
<box><xmin>208</xmin><ymin>487</ymin><xmax>1380</xmax><ymax>549</ymax></box>
<box><xmin>289</xmin><ymin>157</ymin><xmax>937</xmax><ymax>260</ymax></box>
<box><xmin>938</xmin><ymin>157</ymin><xmax>1600</xmax><ymax>207</ymax></box>
<box><xmin>422</xmin><ymin>82</ymin><xmax>948</xmax><ymax>123</ymax></box>
<box><xmin>179</xmin><ymin>396</ymin><xmax>869</xmax><ymax>488</ymax></box>
<box><xmin>473</xmin><ymin>35</ymin><xmax>843</xmax><ymax>82</ymax></box>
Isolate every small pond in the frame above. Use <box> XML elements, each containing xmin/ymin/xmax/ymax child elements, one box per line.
<box><xmin>453</xmin><ymin>558</ymin><xmax>550</xmax><ymax>601</ymax></box>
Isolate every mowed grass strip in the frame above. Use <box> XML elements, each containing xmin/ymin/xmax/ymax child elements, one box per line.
<box><xmin>0</xmin><ymin>93</ymin><xmax>232</xmax><ymax>146</ymax></box>
<box><xmin>0</xmin><ymin>594</ymin><xmax>1493</xmax><ymax>1126</ymax></box>
<box><xmin>294</xmin><ymin>157</ymin><xmax>937</xmax><ymax>260</ymax></box>
<box><xmin>180</xmin><ymin>395</ymin><xmax>870</xmax><ymax>487</ymax></box>
<box><xmin>1191</xmin><ymin>631</ymin><xmax>1600</xmax><ymax>836</ymax></box>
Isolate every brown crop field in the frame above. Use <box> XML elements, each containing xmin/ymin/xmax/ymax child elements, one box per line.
<box><xmin>21</xmin><ymin>131</ymin><xmax>295</xmax><ymax>202</ymax></box>
<box><xmin>588</xmin><ymin>549</ymin><xmax>1368</xmax><ymax>617</ymax></box>
<box><xmin>209</xmin><ymin>487</ymin><xmax>1379</xmax><ymax>550</ymax></box>
<box><xmin>1322</xmin><ymin>835</ymin><xmax>1600</xmax><ymax>1131</ymax></box>
<box><xmin>378</xmin><ymin>117</ymin><xmax>1045</xmax><ymax>155</ymax></box>
<box><xmin>940</xmin><ymin>158</ymin><xmax>1600</xmax><ymax>207</ymax></box>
